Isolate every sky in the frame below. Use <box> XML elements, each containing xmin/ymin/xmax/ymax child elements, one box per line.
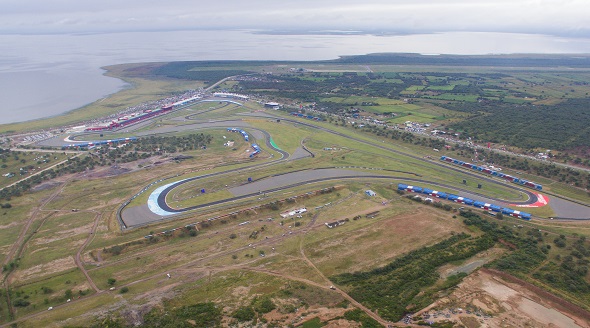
<box><xmin>1</xmin><ymin>0</ymin><xmax>589</xmax><ymax>37</ymax></box>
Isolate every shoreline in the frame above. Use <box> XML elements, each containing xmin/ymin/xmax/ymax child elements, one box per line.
<box><xmin>0</xmin><ymin>66</ymin><xmax>132</xmax><ymax>134</ymax></box>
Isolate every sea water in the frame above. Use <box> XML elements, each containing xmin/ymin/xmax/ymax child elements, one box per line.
<box><xmin>1</xmin><ymin>30</ymin><xmax>589</xmax><ymax>125</ymax></box>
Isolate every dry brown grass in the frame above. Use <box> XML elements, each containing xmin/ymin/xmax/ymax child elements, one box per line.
<box><xmin>12</xmin><ymin>256</ymin><xmax>77</xmax><ymax>283</ymax></box>
<box><xmin>305</xmin><ymin>202</ymin><xmax>469</xmax><ymax>277</ymax></box>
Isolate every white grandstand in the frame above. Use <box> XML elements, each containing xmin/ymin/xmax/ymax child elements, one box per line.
<box><xmin>213</xmin><ymin>93</ymin><xmax>249</xmax><ymax>101</ymax></box>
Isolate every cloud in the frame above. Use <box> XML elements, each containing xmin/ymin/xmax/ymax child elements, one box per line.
<box><xmin>0</xmin><ymin>0</ymin><xmax>588</xmax><ymax>37</ymax></box>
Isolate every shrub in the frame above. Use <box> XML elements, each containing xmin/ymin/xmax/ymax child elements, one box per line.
<box><xmin>106</xmin><ymin>245</ymin><xmax>123</xmax><ymax>255</ymax></box>
<box><xmin>554</xmin><ymin>238</ymin><xmax>567</xmax><ymax>248</ymax></box>
<box><xmin>232</xmin><ymin>306</ymin><xmax>255</xmax><ymax>322</ymax></box>
<box><xmin>13</xmin><ymin>299</ymin><xmax>30</xmax><ymax>307</ymax></box>
<box><xmin>41</xmin><ymin>286</ymin><xmax>53</xmax><ymax>294</ymax></box>
<box><xmin>252</xmin><ymin>297</ymin><xmax>276</xmax><ymax>314</ymax></box>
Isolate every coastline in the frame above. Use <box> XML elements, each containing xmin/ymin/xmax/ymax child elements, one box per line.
<box><xmin>0</xmin><ymin>67</ymin><xmax>130</xmax><ymax>134</ymax></box>
<box><xmin>0</xmin><ymin>64</ymin><xmax>140</xmax><ymax>134</ymax></box>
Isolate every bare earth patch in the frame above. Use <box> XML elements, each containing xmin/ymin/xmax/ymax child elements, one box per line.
<box><xmin>33</xmin><ymin>222</ymin><xmax>94</xmax><ymax>245</ymax></box>
<box><xmin>263</xmin><ymin>305</ymin><xmax>352</xmax><ymax>327</ymax></box>
<box><xmin>82</xmin><ymin>165</ymin><xmax>133</xmax><ymax>179</ymax></box>
<box><xmin>414</xmin><ymin>269</ymin><xmax>589</xmax><ymax>328</ymax></box>
<box><xmin>438</xmin><ymin>247</ymin><xmax>506</xmax><ymax>279</ymax></box>
<box><xmin>0</xmin><ymin>221</ymin><xmax>21</xmax><ymax>230</ymax></box>
<box><xmin>13</xmin><ymin>256</ymin><xmax>76</xmax><ymax>282</ymax></box>
<box><xmin>31</xmin><ymin>181</ymin><xmax>62</xmax><ymax>192</ymax></box>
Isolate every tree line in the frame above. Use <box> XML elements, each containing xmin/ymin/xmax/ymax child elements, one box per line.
<box><xmin>331</xmin><ymin>232</ymin><xmax>495</xmax><ymax>321</ymax></box>
<box><xmin>0</xmin><ymin>133</ymin><xmax>212</xmax><ymax>201</ymax></box>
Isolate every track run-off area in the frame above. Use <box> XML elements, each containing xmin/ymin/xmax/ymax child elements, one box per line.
<box><xmin>55</xmin><ymin>97</ymin><xmax>587</xmax><ymax>229</ymax></box>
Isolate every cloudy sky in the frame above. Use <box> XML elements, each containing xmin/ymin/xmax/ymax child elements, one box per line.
<box><xmin>1</xmin><ymin>0</ymin><xmax>588</xmax><ymax>37</ymax></box>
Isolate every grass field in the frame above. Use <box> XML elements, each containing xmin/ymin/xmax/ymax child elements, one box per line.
<box><xmin>11</xmin><ymin>269</ymin><xmax>93</xmax><ymax>318</ymax></box>
<box><xmin>304</xmin><ymin>196</ymin><xmax>472</xmax><ymax>276</ymax></box>
<box><xmin>247</xmin><ymin>119</ymin><xmax>315</xmax><ymax>153</ymax></box>
<box><xmin>0</xmin><ymin>185</ymin><xmax>63</xmax><ymax>267</ymax></box>
<box><xmin>321</xmin><ymin>96</ymin><xmax>422</xmax><ymax>114</ymax></box>
<box><xmin>423</xmin><ymin>93</ymin><xmax>480</xmax><ymax>102</ymax></box>
<box><xmin>427</xmin><ymin>85</ymin><xmax>456</xmax><ymax>91</ymax></box>
<box><xmin>16</xmin><ymin>211</ymin><xmax>96</xmax><ymax>276</ymax></box>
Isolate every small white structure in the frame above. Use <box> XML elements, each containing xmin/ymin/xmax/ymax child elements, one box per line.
<box><xmin>213</xmin><ymin>92</ymin><xmax>249</xmax><ymax>101</ymax></box>
<box><xmin>280</xmin><ymin>207</ymin><xmax>307</xmax><ymax>218</ymax></box>
<box><xmin>264</xmin><ymin>102</ymin><xmax>280</xmax><ymax>108</ymax></box>
<box><xmin>326</xmin><ymin>220</ymin><xmax>347</xmax><ymax>229</ymax></box>
<box><xmin>365</xmin><ymin>190</ymin><xmax>377</xmax><ymax>197</ymax></box>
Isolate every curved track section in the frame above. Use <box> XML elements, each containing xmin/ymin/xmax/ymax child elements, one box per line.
<box><xmin>152</xmin><ymin>168</ymin><xmax>539</xmax><ymax>215</ymax></box>
<box><xmin>117</xmin><ymin>101</ymin><xmax>590</xmax><ymax>226</ymax></box>
<box><xmin>239</xmin><ymin>112</ymin><xmax>545</xmax><ymax>199</ymax></box>
<box><xmin>134</xmin><ymin>125</ymin><xmax>290</xmax><ymax>218</ymax></box>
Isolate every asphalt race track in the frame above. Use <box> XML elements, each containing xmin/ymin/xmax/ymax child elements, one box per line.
<box><xmin>34</xmin><ymin>98</ymin><xmax>588</xmax><ymax>227</ymax></box>
<box><xmin>122</xmin><ymin>167</ymin><xmax>534</xmax><ymax>228</ymax></box>
<box><xmin>123</xmin><ymin>103</ymin><xmax>590</xmax><ymax>227</ymax></box>
<box><xmin>154</xmin><ymin>170</ymin><xmax>534</xmax><ymax>213</ymax></box>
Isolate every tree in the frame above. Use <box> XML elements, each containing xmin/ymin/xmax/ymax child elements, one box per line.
<box><xmin>252</xmin><ymin>297</ymin><xmax>275</xmax><ymax>314</ymax></box>
<box><xmin>554</xmin><ymin>235</ymin><xmax>567</xmax><ymax>248</ymax></box>
<box><xmin>107</xmin><ymin>278</ymin><xmax>117</xmax><ymax>286</ymax></box>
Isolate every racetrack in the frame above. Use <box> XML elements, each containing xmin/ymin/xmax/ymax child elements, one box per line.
<box><xmin>122</xmin><ymin>167</ymin><xmax>529</xmax><ymax>228</ymax></box>
<box><xmin>138</xmin><ymin>114</ymin><xmax>589</xmax><ymax>225</ymax></box>
<box><xmin>40</xmin><ymin>98</ymin><xmax>588</xmax><ymax>226</ymax></box>
<box><xmin>152</xmin><ymin>169</ymin><xmax>534</xmax><ymax>213</ymax></box>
